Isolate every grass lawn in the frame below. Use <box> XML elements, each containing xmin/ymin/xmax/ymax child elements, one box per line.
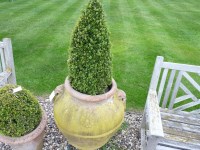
<box><xmin>0</xmin><ymin>0</ymin><xmax>200</xmax><ymax>110</ymax></box>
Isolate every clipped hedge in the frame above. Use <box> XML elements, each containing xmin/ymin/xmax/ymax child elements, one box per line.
<box><xmin>0</xmin><ymin>85</ymin><xmax>42</xmax><ymax>137</ymax></box>
<box><xmin>68</xmin><ymin>0</ymin><xmax>112</xmax><ymax>95</ymax></box>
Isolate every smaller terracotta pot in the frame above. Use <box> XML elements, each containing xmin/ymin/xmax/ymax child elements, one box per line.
<box><xmin>0</xmin><ymin>107</ymin><xmax>47</xmax><ymax>150</ymax></box>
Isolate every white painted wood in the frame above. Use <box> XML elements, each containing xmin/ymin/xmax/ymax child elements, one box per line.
<box><xmin>141</xmin><ymin>128</ymin><xmax>147</xmax><ymax>150</ymax></box>
<box><xmin>156</xmin><ymin>145</ymin><xmax>180</xmax><ymax>150</ymax></box>
<box><xmin>3</xmin><ymin>38</ymin><xmax>16</xmax><ymax>85</ymax></box>
<box><xmin>0</xmin><ymin>48</ymin><xmax>3</xmax><ymax>72</ymax></box>
<box><xmin>160</xmin><ymin>110</ymin><xmax>200</xmax><ymax>149</ymax></box>
<box><xmin>162</xmin><ymin>119</ymin><xmax>200</xmax><ymax>135</ymax></box>
<box><xmin>147</xmin><ymin>89</ymin><xmax>164</xmax><ymax>137</ymax></box>
<box><xmin>0</xmin><ymin>47</ymin><xmax>6</xmax><ymax>72</ymax></box>
<box><xmin>191</xmin><ymin>109</ymin><xmax>200</xmax><ymax>114</ymax></box>
<box><xmin>180</xmin><ymin>83</ymin><xmax>198</xmax><ymax>101</ymax></box>
<box><xmin>0</xmin><ymin>38</ymin><xmax>17</xmax><ymax>86</ymax></box>
<box><xmin>159</xmin><ymin>136</ymin><xmax>200</xmax><ymax>150</ymax></box>
<box><xmin>146</xmin><ymin>136</ymin><xmax>159</xmax><ymax>150</ymax></box>
<box><xmin>0</xmin><ymin>42</ymin><xmax>3</xmax><ymax>48</ymax></box>
<box><xmin>161</xmin><ymin>111</ymin><xmax>200</xmax><ymax>126</ymax></box>
<box><xmin>0</xmin><ymin>71</ymin><xmax>11</xmax><ymax>81</ymax></box>
<box><xmin>141</xmin><ymin>109</ymin><xmax>147</xmax><ymax>129</ymax></box>
<box><xmin>163</xmin><ymin>133</ymin><xmax>200</xmax><ymax>148</ymax></box>
<box><xmin>161</xmin><ymin>108</ymin><xmax>200</xmax><ymax>119</ymax></box>
<box><xmin>141</xmin><ymin>56</ymin><xmax>200</xmax><ymax>150</ymax></box>
<box><xmin>173</xmin><ymin>100</ymin><xmax>200</xmax><ymax>111</ymax></box>
<box><xmin>0</xmin><ymin>78</ymin><xmax>6</xmax><ymax>86</ymax></box>
<box><xmin>0</xmin><ymin>63</ymin><xmax>2</xmax><ymax>73</ymax></box>
<box><xmin>168</xmin><ymin>71</ymin><xmax>183</xmax><ymax>109</ymax></box>
<box><xmin>157</xmin><ymin>68</ymin><xmax>168</xmax><ymax>104</ymax></box>
<box><xmin>174</xmin><ymin>94</ymin><xmax>193</xmax><ymax>104</ymax></box>
<box><xmin>147</xmin><ymin>129</ymin><xmax>200</xmax><ymax>149</ymax></box>
<box><xmin>149</xmin><ymin>56</ymin><xmax>164</xmax><ymax>91</ymax></box>
<box><xmin>162</xmin><ymin>70</ymin><xmax>176</xmax><ymax>108</ymax></box>
<box><xmin>0</xmin><ymin>71</ymin><xmax>11</xmax><ymax>87</ymax></box>
<box><xmin>149</xmin><ymin>128</ymin><xmax>200</xmax><ymax>149</ymax></box>
<box><xmin>183</xmin><ymin>71</ymin><xmax>200</xmax><ymax>92</ymax></box>
<box><xmin>164</xmin><ymin>130</ymin><xmax>200</xmax><ymax>144</ymax></box>
<box><xmin>162</xmin><ymin>62</ymin><xmax>200</xmax><ymax>74</ymax></box>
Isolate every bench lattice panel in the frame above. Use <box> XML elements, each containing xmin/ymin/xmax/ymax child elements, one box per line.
<box><xmin>157</xmin><ymin>68</ymin><xmax>200</xmax><ymax>113</ymax></box>
<box><xmin>0</xmin><ymin>38</ymin><xmax>16</xmax><ymax>87</ymax></box>
<box><xmin>141</xmin><ymin>56</ymin><xmax>200</xmax><ymax>150</ymax></box>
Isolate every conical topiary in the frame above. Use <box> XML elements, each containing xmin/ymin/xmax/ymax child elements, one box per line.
<box><xmin>0</xmin><ymin>85</ymin><xmax>42</xmax><ymax>137</ymax></box>
<box><xmin>68</xmin><ymin>0</ymin><xmax>112</xmax><ymax>95</ymax></box>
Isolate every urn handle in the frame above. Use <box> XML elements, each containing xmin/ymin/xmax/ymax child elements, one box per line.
<box><xmin>49</xmin><ymin>84</ymin><xmax>64</xmax><ymax>103</ymax></box>
<box><xmin>55</xmin><ymin>84</ymin><xmax>64</xmax><ymax>95</ymax></box>
<box><xmin>117</xmin><ymin>89</ymin><xmax>126</xmax><ymax>110</ymax></box>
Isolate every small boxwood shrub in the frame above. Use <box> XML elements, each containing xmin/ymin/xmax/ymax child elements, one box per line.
<box><xmin>0</xmin><ymin>85</ymin><xmax>42</xmax><ymax>137</ymax></box>
<box><xmin>68</xmin><ymin>0</ymin><xmax>112</xmax><ymax>95</ymax></box>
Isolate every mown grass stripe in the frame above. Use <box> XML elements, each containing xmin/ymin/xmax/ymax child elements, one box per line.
<box><xmin>137</xmin><ymin>0</ymin><xmax>176</xmax><ymax>55</ymax></box>
<box><xmin>14</xmin><ymin>0</ymin><xmax>78</xmax><ymax>50</ymax></box>
<box><xmin>124</xmin><ymin>0</ymin><xmax>157</xmax><ymax>108</ymax></box>
<box><xmin>0</xmin><ymin>1</ymin><xmax>65</xmax><ymax>35</ymax></box>
<box><xmin>117</xmin><ymin>0</ymin><xmax>147</xmax><ymax>107</ymax></box>
<box><xmin>158</xmin><ymin>0</ymin><xmax>200</xmax><ymax>44</ymax></box>
<box><xmin>0</xmin><ymin>0</ymin><xmax>36</xmax><ymax>10</ymax></box>
<box><xmin>143</xmin><ymin>0</ymin><xmax>200</xmax><ymax>65</ymax></box>
<box><xmin>107</xmin><ymin>0</ymin><xmax>124</xmax><ymax>47</ymax></box>
<box><xmin>118</xmin><ymin>0</ymin><xmax>135</xmax><ymax>47</ymax></box>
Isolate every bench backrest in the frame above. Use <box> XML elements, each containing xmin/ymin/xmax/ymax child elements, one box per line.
<box><xmin>0</xmin><ymin>38</ymin><xmax>16</xmax><ymax>87</ymax></box>
<box><xmin>150</xmin><ymin>56</ymin><xmax>200</xmax><ymax>114</ymax></box>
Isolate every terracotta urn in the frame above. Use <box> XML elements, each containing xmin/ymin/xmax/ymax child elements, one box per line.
<box><xmin>0</xmin><ymin>108</ymin><xmax>47</xmax><ymax>150</ymax></box>
<box><xmin>53</xmin><ymin>78</ymin><xmax>126</xmax><ymax>150</ymax></box>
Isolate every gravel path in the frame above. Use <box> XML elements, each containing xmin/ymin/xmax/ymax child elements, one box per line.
<box><xmin>0</xmin><ymin>98</ymin><xmax>142</xmax><ymax>150</ymax></box>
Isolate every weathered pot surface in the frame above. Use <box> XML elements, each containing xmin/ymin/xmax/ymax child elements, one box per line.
<box><xmin>53</xmin><ymin>78</ymin><xmax>126</xmax><ymax>150</ymax></box>
<box><xmin>0</xmin><ymin>107</ymin><xmax>47</xmax><ymax>150</ymax></box>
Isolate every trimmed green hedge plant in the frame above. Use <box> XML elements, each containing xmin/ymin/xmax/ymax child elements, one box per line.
<box><xmin>68</xmin><ymin>0</ymin><xmax>112</xmax><ymax>95</ymax></box>
<box><xmin>0</xmin><ymin>85</ymin><xmax>42</xmax><ymax>137</ymax></box>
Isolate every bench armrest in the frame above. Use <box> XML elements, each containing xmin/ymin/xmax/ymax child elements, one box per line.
<box><xmin>146</xmin><ymin>89</ymin><xmax>164</xmax><ymax>137</ymax></box>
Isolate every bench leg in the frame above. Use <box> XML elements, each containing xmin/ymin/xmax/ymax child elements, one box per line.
<box><xmin>146</xmin><ymin>136</ymin><xmax>159</xmax><ymax>150</ymax></box>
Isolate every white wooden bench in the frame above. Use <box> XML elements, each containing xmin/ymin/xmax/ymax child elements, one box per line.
<box><xmin>141</xmin><ymin>56</ymin><xmax>200</xmax><ymax>150</ymax></box>
<box><xmin>0</xmin><ymin>38</ymin><xmax>16</xmax><ymax>87</ymax></box>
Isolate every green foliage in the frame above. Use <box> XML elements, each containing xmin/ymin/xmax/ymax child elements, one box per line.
<box><xmin>68</xmin><ymin>0</ymin><xmax>112</xmax><ymax>95</ymax></box>
<box><xmin>0</xmin><ymin>85</ymin><xmax>42</xmax><ymax>137</ymax></box>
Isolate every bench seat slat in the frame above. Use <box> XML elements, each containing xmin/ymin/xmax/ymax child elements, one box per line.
<box><xmin>158</xmin><ymin>133</ymin><xmax>200</xmax><ymax>150</ymax></box>
<box><xmin>146</xmin><ymin>129</ymin><xmax>200</xmax><ymax>150</ymax></box>
<box><xmin>157</xmin><ymin>145</ymin><xmax>180</xmax><ymax>150</ymax></box>
<box><xmin>157</xmin><ymin>108</ymin><xmax>200</xmax><ymax>149</ymax></box>
<box><xmin>160</xmin><ymin>108</ymin><xmax>200</xmax><ymax>119</ymax></box>
<box><xmin>163</xmin><ymin>122</ymin><xmax>200</xmax><ymax>140</ymax></box>
<box><xmin>161</xmin><ymin>110</ymin><xmax>200</xmax><ymax>126</ymax></box>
